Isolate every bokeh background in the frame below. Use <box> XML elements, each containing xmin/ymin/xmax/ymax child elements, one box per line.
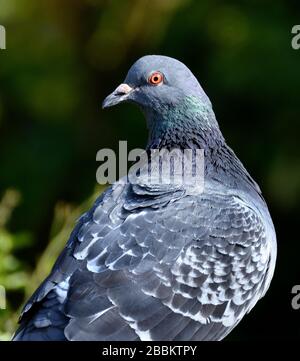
<box><xmin>0</xmin><ymin>0</ymin><xmax>299</xmax><ymax>340</ymax></box>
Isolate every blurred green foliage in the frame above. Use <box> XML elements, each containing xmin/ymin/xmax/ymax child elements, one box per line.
<box><xmin>0</xmin><ymin>189</ymin><xmax>29</xmax><ymax>340</ymax></box>
<box><xmin>0</xmin><ymin>0</ymin><xmax>299</xmax><ymax>340</ymax></box>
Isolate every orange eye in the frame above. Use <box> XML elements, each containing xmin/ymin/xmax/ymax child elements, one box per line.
<box><xmin>148</xmin><ymin>72</ymin><xmax>164</xmax><ymax>85</ymax></box>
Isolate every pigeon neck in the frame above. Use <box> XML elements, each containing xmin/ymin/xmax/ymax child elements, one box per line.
<box><xmin>143</xmin><ymin>96</ymin><xmax>262</xmax><ymax>197</ymax></box>
<box><xmin>145</xmin><ymin>96</ymin><xmax>225</xmax><ymax>151</ymax></box>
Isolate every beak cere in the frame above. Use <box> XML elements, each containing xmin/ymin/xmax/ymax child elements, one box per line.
<box><xmin>102</xmin><ymin>83</ymin><xmax>133</xmax><ymax>109</ymax></box>
<box><xmin>114</xmin><ymin>83</ymin><xmax>133</xmax><ymax>95</ymax></box>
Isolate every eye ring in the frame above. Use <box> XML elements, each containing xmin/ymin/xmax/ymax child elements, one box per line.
<box><xmin>148</xmin><ymin>71</ymin><xmax>164</xmax><ymax>85</ymax></box>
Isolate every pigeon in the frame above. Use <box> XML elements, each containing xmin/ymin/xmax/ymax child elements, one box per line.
<box><xmin>13</xmin><ymin>55</ymin><xmax>277</xmax><ymax>341</ymax></box>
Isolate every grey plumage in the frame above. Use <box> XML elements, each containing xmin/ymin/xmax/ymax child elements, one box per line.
<box><xmin>13</xmin><ymin>55</ymin><xmax>276</xmax><ymax>341</ymax></box>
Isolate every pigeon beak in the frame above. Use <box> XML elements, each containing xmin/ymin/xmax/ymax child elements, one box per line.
<box><xmin>102</xmin><ymin>83</ymin><xmax>134</xmax><ymax>109</ymax></box>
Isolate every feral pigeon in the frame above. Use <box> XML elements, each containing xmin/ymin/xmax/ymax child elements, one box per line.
<box><xmin>13</xmin><ymin>55</ymin><xmax>277</xmax><ymax>341</ymax></box>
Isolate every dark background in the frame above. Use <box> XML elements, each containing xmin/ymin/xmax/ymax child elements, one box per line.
<box><xmin>0</xmin><ymin>0</ymin><xmax>299</xmax><ymax>340</ymax></box>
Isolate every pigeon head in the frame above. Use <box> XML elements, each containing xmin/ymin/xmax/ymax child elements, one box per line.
<box><xmin>103</xmin><ymin>55</ymin><xmax>222</xmax><ymax>149</ymax></box>
<box><xmin>102</xmin><ymin>55</ymin><xmax>211</xmax><ymax>112</ymax></box>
